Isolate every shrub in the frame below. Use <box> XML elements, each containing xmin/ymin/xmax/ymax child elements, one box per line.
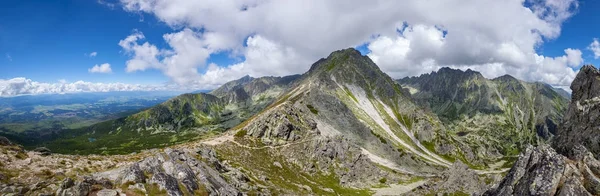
<box><xmin>379</xmin><ymin>178</ymin><xmax>387</xmax><ymax>184</ymax></box>
<box><xmin>234</xmin><ymin>130</ymin><xmax>247</xmax><ymax>138</ymax></box>
<box><xmin>306</xmin><ymin>104</ymin><xmax>319</xmax><ymax>115</ymax></box>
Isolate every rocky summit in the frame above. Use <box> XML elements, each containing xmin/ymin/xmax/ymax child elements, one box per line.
<box><xmin>0</xmin><ymin>49</ymin><xmax>589</xmax><ymax>196</ymax></box>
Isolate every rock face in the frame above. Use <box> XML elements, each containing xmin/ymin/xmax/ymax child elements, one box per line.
<box><xmin>485</xmin><ymin>145</ymin><xmax>600</xmax><ymax>196</ymax></box>
<box><xmin>0</xmin><ymin>136</ymin><xmax>12</xmax><ymax>146</ymax></box>
<box><xmin>33</xmin><ymin>147</ymin><xmax>51</xmax><ymax>156</ymax></box>
<box><xmin>488</xmin><ymin>65</ymin><xmax>600</xmax><ymax>196</ymax></box>
<box><xmin>554</xmin><ymin>65</ymin><xmax>600</xmax><ymax>156</ymax></box>
<box><xmin>242</xmin><ymin>102</ymin><xmax>317</xmax><ymax>144</ymax></box>
<box><xmin>437</xmin><ymin>161</ymin><xmax>487</xmax><ymax>195</ymax></box>
<box><xmin>51</xmin><ymin>148</ymin><xmax>244</xmax><ymax>196</ymax></box>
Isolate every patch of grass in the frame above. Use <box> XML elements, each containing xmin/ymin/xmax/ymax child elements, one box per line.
<box><xmin>370</xmin><ymin>130</ymin><xmax>387</xmax><ymax>144</ymax></box>
<box><xmin>38</xmin><ymin>169</ymin><xmax>54</xmax><ymax>179</ymax></box>
<box><xmin>399</xmin><ymin>176</ymin><xmax>424</xmax><ymax>184</ymax></box>
<box><xmin>343</xmin><ymin>87</ymin><xmax>359</xmax><ymax>103</ymax></box>
<box><xmin>146</xmin><ymin>183</ymin><xmax>167</xmax><ymax>195</ymax></box>
<box><xmin>444</xmin><ymin>191</ymin><xmax>470</xmax><ymax>196</ymax></box>
<box><xmin>15</xmin><ymin>151</ymin><xmax>28</xmax><ymax>159</ymax></box>
<box><xmin>215</xmin><ymin>143</ymin><xmax>372</xmax><ymax>195</ymax></box>
<box><xmin>306</xmin><ymin>104</ymin><xmax>319</xmax><ymax>115</ymax></box>
<box><xmin>326</xmin><ymin>60</ymin><xmax>337</xmax><ymax>71</ymax></box>
<box><xmin>379</xmin><ymin>178</ymin><xmax>387</xmax><ymax>184</ymax></box>
<box><xmin>235</xmin><ymin>129</ymin><xmax>247</xmax><ymax>138</ymax></box>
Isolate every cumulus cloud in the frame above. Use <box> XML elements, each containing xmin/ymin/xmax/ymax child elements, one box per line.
<box><xmin>88</xmin><ymin>63</ymin><xmax>113</xmax><ymax>73</ymax></box>
<box><xmin>0</xmin><ymin>77</ymin><xmax>168</xmax><ymax>97</ymax></box>
<box><xmin>565</xmin><ymin>48</ymin><xmax>583</xmax><ymax>67</ymax></box>
<box><xmin>118</xmin><ymin>0</ymin><xmax>581</xmax><ymax>88</ymax></box>
<box><xmin>589</xmin><ymin>38</ymin><xmax>600</xmax><ymax>59</ymax></box>
<box><xmin>119</xmin><ymin>29</ymin><xmax>215</xmax><ymax>84</ymax></box>
<box><xmin>90</xmin><ymin>52</ymin><xmax>98</xmax><ymax>57</ymax></box>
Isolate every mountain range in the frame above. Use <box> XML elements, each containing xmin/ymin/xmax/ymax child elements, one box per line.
<box><xmin>0</xmin><ymin>48</ymin><xmax>589</xmax><ymax>196</ymax></box>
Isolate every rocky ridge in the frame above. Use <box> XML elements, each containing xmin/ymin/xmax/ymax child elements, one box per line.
<box><xmin>397</xmin><ymin>67</ymin><xmax>569</xmax><ymax>165</ymax></box>
<box><xmin>487</xmin><ymin>65</ymin><xmax>600</xmax><ymax>196</ymax></box>
<box><xmin>1</xmin><ymin>49</ymin><xmax>577</xmax><ymax>196</ymax></box>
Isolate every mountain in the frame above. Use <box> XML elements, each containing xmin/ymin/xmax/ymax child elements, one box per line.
<box><xmin>397</xmin><ymin>68</ymin><xmax>569</xmax><ymax>161</ymax></box>
<box><xmin>38</xmin><ymin>75</ymin><xmax>299</xmax><ymax>154</ymax></box>
<box><xmin>553</xmin><ymin>65</ymin><xmax>600</xmax><ymax>156</ymax></box>
<box><xmin>0</xmin><ymin>48</ymin><xmax>574</xmax><ymax>195</ymax></box>
<box><xmin>486</xmin><ymin>65</ymin><xmax>600</xmax><ymax>195</ymax></box>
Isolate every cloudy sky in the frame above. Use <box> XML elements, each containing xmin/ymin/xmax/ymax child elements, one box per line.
<box><xmin>1</xmin><ymin>0</ymin><xmax>598</xmax><ymax>96</ymax></box>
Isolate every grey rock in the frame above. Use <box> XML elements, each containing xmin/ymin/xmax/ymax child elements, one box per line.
<box><xmin>554</xmin><ymin>65</ymin><xmax>600</xmax><ymax>157</ymax></box>
<box><xmin>60</xmin><ymin>178</ymin><xmax>74</xmax><ymax>189</ymax></box>
<box><xmin>96</xmin><ymin>189</ymin><xmax>118</xmax><ymax>196</ymax></box>
<box><xmin>0</xmin><ymin>136</ymin><xmax>12</xmax><ymax>146</ymax></box>
<box><xmin>557</xmin><ymin>176</ymin><xmax>591</xmax><ymax>196</ymax></box>
<box><xmin>33</xmin><ymin>147</ymin><xmax>51</xmax><ymax>156</ymax></box>
<box><xmin>485</xmin><ymin>145</ymin><xmax>565</xmax><ymax>195</ymax></box>
<box><xmin>437</xmin><ymin>161</ymin><xmax>487</xmax><ymax>195</ymax></box>
<box><xmin>119</xmin><ymin>163</ymin><xmax>146</xmax><ymax>185</ymax></box>
<box><xmin>244</xmin><ymin>102</ymin><xmax>317</xmax><ymax>144</ymax></box>
<box><xmin>149</xmin><ymin>172</ymin><xmax>183</xmax><ymax>196</ymax></box>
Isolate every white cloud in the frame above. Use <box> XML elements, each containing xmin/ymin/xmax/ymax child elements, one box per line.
<box><xmin>119</xmin><ymin>0</ymin><xmax>580</xmax><ymax>88</ymax></box>
<box><xmin>88</xmin><ymin>63</ymin><xmax>113</xmax><ymax>73</ymax></box>
<box><xmin>119</xmin><ymin>29</ymin><xmax>215</xmax><ymax>84</ymax></box>
<box><xmin>89</xmin><ymin>52</ymin><xmax>98</xmax><ymax>57</ymax></box>
<box><xmin>0</xmin><ymin>77</ymin><xmax>169</xmax><ymax>97</ymax></box>
<box><xmin>97</xmin><ymin>0</ymin><xmax>117</xmax><ymax>9</ymax></box>
<box><xmin>565</xmin><ymin>48</ymin><xmax>583</xmax><ymax>67</ymax></box>
<box><xmin>589</xmin><ymin>38</ymin><xmax>600</xmax><ymax>59</ymax></box>
<box><xmin>5</xmin><ymin>53</ymin><xmax>12</xmax><ymax>61</ymax></box>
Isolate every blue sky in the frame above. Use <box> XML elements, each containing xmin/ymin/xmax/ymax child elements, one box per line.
<box><xmin>0</xmin><ymin>0</ymin><xmax>596</xmax><ymax>96</ymax></box>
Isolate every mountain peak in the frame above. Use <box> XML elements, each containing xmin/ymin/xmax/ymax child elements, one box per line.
<box><xmin>307</xmin><ymin>48</ymin><xmax>375</xmax><ymax>74</ymax></box>
<box><xmin>436</xmin><ymin>67</ymin><xmax>484</xmax><ymax>78</ymax></box>
<box><xmin>327</xmin><ymin>47</ymin><xmax>363</xmax><ymax>58</ymax></box>
<box><xmin>554</xmin><ymin>64</ymin><xmax>600</xmax><ymax>156</ymax></box>
<box><xmin>570</xmin><ymin>64</ymin><xmax>600</xmax><ymax>102</ymax></box>
<box><xmin>492</xmin><ymin>74</ymin><xmax>519</xmax><ymax>82</ymax></box>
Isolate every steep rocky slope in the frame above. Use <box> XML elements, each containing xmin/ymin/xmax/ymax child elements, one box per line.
<box><xmin>398</xmin><ymin>68</ymin><xmax>569</xmax><ymax>163</ymax></box>
<box><xmin>487</xmin><ymin>65</ymin><xmax>600</xmax><ymax>196</ymax></box>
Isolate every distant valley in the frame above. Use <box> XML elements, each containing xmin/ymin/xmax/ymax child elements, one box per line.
<box><xmin>0</xmin><ymin>91</ymin><xmax>181</xmax><ymax>146</ymax></box>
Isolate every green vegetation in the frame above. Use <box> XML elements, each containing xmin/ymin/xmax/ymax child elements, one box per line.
<box><xmin>146</xmin><ymin>183</ymin><xmax>168</xmax><ymax>195</ymax></box>
<box><xmin>43</xmin><ymin>119</ymin><xmax>221</xmax><ymax>155</ymax></box>
<box><xmin>216</xmin><ymin>142</ymin><xmax>372</xmax><ymax>195</ymax></box>
<box><xmin>379</xmin><ymin>178</ymin><xmax>387</xmax><ymax>184</ymax></box>
<box><xmin>235</xmin><ymin>129</ymin><xmax>247</xmax><ymax>138</ymax></box>
<box><xmin>306</xmin><ymin>104</ymin><xmax>319</xmax><ymax>115</ymax></box>
<box><xmin>370</xmin><ymin>130</ymin><xmax>388</xmax><ymax>144</ymax></box>
<box><xmin>343</xmin><ymin>87</ymin><xmax>359</xmax><ymax>103</ymax></box>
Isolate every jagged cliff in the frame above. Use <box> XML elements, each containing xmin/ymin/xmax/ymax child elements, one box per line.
<box><xmin>487</xmin><ymin>65</ymin><xmax>600</xmax><ymax>196</ymax></box>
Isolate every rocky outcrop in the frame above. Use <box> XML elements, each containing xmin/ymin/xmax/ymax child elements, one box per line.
<box><xmin>33</xmin><ymin>147</ymin><xmax>51</xmax><ymax>156</ymax></box>
<box><xmin>485</xmin><ymin>144</ymin><xmax>600</xmax><ymax>196</ymax></box>
<box><xmin>0</xmin><ymin>136</ymin><xmax>12</xmax><ymax>146</ymax></box>
<box><xmin>554</xmin><ymin>65</ymin><xmax>600</xmax><ymax>156</ymax></box>
<box><xmin>437</xmin><ymin>161</ymin><xmax>487</xmax><ymax>194</ymax></box>
<box><xmin>242</xmin><ymin>102</ymin><xmax>317</xmax><ymax>145</ymax></box>
<box><xmin>50</xmin><ymin>147</ymin><xmax>244</xmax><ymax>196</ymax></box>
